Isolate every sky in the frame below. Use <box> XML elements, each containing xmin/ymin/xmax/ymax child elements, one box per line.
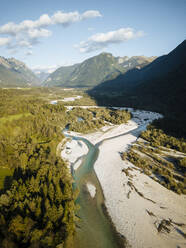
<box><xmin>0</xmin><ymin>0</ymin><xmax>185</xmax><ymax>73</ymax></box>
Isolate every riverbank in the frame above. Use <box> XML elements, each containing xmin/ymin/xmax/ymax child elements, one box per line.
<box><xmin>62</xmin><ymin>108</ymin><xmax>186</xmax><ymax>248</ymax></box>
<box><xmin>61</xmin><ymin>139</ymin><xmax>89</xmax><ymax>170</ymax></box>
<box><xmin>94</xmin><ymin>131</ymin><xmax>186</xmax><ymax>248</ymax></box>
<box><xmin>63</xmin><ymin>108</ymin><xmax>162</xmax><ymax>145</ymax></box>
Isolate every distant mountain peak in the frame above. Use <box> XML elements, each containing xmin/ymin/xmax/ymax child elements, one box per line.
<box><xmin>0</xmin><ymin>56</ymin><xmax>41</xmax><ymax>87</ymax></box>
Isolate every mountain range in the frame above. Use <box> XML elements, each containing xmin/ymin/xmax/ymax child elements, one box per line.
<box><xmin>91</xmin><ymin>40</ymin><xmax>186</xmax><ymax>93</ymax></box>
<box><xmin>0</xmin><ymin>53</ymin><xmax>155</xmax><ymax>88</ymax></box>
<box><xmin>43</xmin><ymin>53</ymin><xmax>156</xmax><ymax>87</ymax></box>
<box><xmin>0</xmin><ymin>57</ymin><xmax>40</xmax><ymax>87</ymax></box>
<box><xmin>0</xmin><ymin>40</ymin><xmax>185</xmax><ymax>136</ymax></box>
<box><xmin>88</xmin><ymin>40</ymin><xmax>186</xmax><ymax>137</ymax></box>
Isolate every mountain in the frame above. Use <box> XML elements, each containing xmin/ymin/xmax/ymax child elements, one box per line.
<box><xmin>91</xmin><ymin>40</ymin><xmax>186</xmax><ymax>92</ymax></box>
<box><xmin>88</xmin><ymin>40</ymin><xmax>186</xmax><ymax>137</ymax></box>
<box><xmin>44</xmin><ymin>53</ymin><xmax>156</xmax><ymax>87</ymax></box>
<box><xmin>44</xmin><ymin>64</ymin><xmax>79</xmax><ymax>87</ymax></box>
<box><xmin>0</xmin><ymin>57</ymin><xmax>40</xmax><ymax>87</ymax></box>
<box><xmin>34</xmin><ymin>71</ymin><xmax>50</xmax><ymax>82</ymax></box>
<box><xmin>116</xmin><ymin>55</ymin><xmax>156</xmax><ymax>70</ymax></box>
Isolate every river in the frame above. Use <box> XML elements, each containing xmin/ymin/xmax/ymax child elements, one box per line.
<box><xmin>59</xmin><ymin>105</ymin><xmax>163</xmax><ymax>248</ymax></box>
<box><xmin>64</xmin><ymin>125</ymin><xmax>155</xmax><ymax>247</ymax></box>
<box><xmin>64</xmin><ymin>134</ymin><xmax>129</xmax><ymax>248</ymax></box>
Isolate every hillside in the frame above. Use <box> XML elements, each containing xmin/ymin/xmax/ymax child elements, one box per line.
<box><xmin>0</xmin><ymin>57</ymin><xmax>40</xmax><ymax>87</ymax></box>
<box><xmin>88</xmin><ymin>40</ymin><xmax>186</xmax><ymax>137</ymax></box>
<box><xmin>44</xmin><ymin>53</ymin><xmax>156</xmax><ymax>87</ymax></box>
<box><xmin>91</xmin><ymin>40</ymin><xmax>186</xmax><ymax>92</ymax></box>
<box><xmin>34</xmin><ymin>71</ymin><xmax>50</xmax><ymax>82</ymax></box>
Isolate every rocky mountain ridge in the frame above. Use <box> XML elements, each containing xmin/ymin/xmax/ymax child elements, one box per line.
<box><xmin>0</xmin><ymin>56</ymin><xmax>40</xmax><ymax>87</ymax></box>
<box><xmin>44</xmin><ymin>53</ymin><xmax>156</xmax><ymax>87</ymax></box>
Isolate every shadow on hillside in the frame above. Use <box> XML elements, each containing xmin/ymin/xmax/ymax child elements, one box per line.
<box><xmin>86</xmin><ymin>86</ymin><xmax>186</xmax><ymax>139</ymax></box>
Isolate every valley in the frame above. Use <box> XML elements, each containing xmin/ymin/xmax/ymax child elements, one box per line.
<box><xmin>60</xmin><ymin>105</ymin><xmax>185</xmax><ymax>248</ymax></box>
<box><xmin>0</xmin><ymin>39</ymin><xmax>185</xmax><ymax>248</ymax></box>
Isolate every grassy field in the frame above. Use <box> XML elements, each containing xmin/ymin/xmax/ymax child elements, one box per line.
<box><xmin>0</xmin><ymin>168</ymin><xmax>13</xmax><ymax>189</ymax></box>
<box><xmin>0</xmin><ymin>113</ymin><xmax>31</xmax><ymax>124</ymax></box>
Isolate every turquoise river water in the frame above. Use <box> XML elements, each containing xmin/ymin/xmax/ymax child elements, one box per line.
<box><xmin>64</xmin><ymin>135</ymin><xmax>126</xmax><ymax>248</ymax></box>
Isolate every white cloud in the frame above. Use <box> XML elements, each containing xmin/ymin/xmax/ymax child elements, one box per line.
<box><xmin>18</xmin><ymin>40</ymin><xmax>32</xmax><ymax>48</ymax></box>
<box><xmin>0</xmin><ymin>15</ymin><xmax>51</xmax><ymax>36</ymax></box>
<box><xmin>25</xmin><ymin>50</ymin><xmax>33</xmax><ymax>56</ymax></box>
<box><xmin>51</xmin><ymin>10</ymin><xmax>102</xmax><ymax>26</ymax></box>
<box><xmin>0</xmin><ymin>10</ymin><xmax>101</xmax><ymax>35</ymax></box>
<box><xmin>75</xmin><ymin>28</ymin><xmax>144</xmax><ymax>53</ymax></box>
<box><xmin>35</xmin><ymin>14</ymin><xmax>52</xmax><ymax>27</ymax></box>
<box><xmin>0</xmin><ymin>37</ymin><xmax>11</xmax><ymax>46</ymax></box>
<box><xmin>7</xmin><ymin>49</ymin><xmax>18</xmax><ymax>55</ymax></box>
<box><xmin>0</xmin><ymin>9</ymin><xmax>102</xmax><ymax>52</ymax></box>
<box><xmin>81</xmin><ymin>10</ymin><xmax>102</xmax><ymax>19</ymax></box>
<box><xmin>0</xmin><ymin>22</ymin><xmax>18</xmax><ymax>36</ymax></box>
<box><xmin>0</xmin><ymin>10</ymin><xmax>102</xmax><ymax>36</ymax></box>
<box><xmin>27</xmin><ymin>28</ymin><xmax>52</xmax><ymax>39</ymax></box>
<box><xmin>52</xmin><ymin>11</ymin><xmax>80</xmax><ymax>26</ymax></box>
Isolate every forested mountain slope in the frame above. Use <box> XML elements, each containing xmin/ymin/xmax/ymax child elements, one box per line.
<box><xmin>44</xmin><ymin>53</ymin><xmax>155</xmax><ymax>87</ymax></box>
<box><xmin>92</xmin><ymin>40</ymin><xmax>186</xmax><ymax>92</ymax></box>
<box><xmin>0</xmin><ymin>57</ymin><xmax>40</xmax><ymax>87</ymax></box>
<box><xmin>88</xmin><ymin>40</ymin><xmax>186</xmax><ymax>138</ymax></box>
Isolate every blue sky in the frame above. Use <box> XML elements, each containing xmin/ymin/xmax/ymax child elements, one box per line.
<box><xmin>0</xmin><ymin>0</ymin><xmax>185</xmax><ymax>72</ymax></box>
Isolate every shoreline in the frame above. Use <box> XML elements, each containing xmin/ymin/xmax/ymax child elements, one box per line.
<box><xmin>61</xmin><ymin>138</ymin><xmax>89</xmax><ymax>171</ymax></box>
<box><xmin>94</xmin><ymin>129</ymin><xmax>186</xmax><ymax>248</ymax></box>
<box><xmin>61</xmin><ymin>107</ymin><xmax>186</xmax><ymax>247</ymax></box>
<box><xmin>63</xmin><ymin>108</ymin><xmax>162</xmax><ymax>145</ymax></box>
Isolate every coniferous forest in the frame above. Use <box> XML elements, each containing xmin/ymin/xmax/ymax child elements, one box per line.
<box><xmin>0</xmin><ymin>88</ymin><xmax>131</xmax><ymax>248</ymax></box>
<box><xmin>0</xmin><ymin>88</ymin><xmax>76</xmax><ymax>248</ymax></box>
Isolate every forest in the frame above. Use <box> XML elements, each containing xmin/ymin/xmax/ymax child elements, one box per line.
<box><xmin>0</xmin><ymin>87</ymin><xmax>131</xmax><ymax>248</ymax></box>
<box><xmin>0</xmin><ymin>88</ymin><xmax>76</xmax><ymax>248</ymax></box>
<box><xmin>67</xmin><ymin>107</ymin><xmax>131</xmax><ymax>133</ymax></box>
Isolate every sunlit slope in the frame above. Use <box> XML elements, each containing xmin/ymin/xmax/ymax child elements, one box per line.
<box><xmin>44</xmin><ymin>53</ymin><xmax>155</xmax><ymax>87</ymax></box>
<box><xmin>0</xmin><ymin>57</ymin><xmax>40</xmax><ymax>87</ymax></box>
